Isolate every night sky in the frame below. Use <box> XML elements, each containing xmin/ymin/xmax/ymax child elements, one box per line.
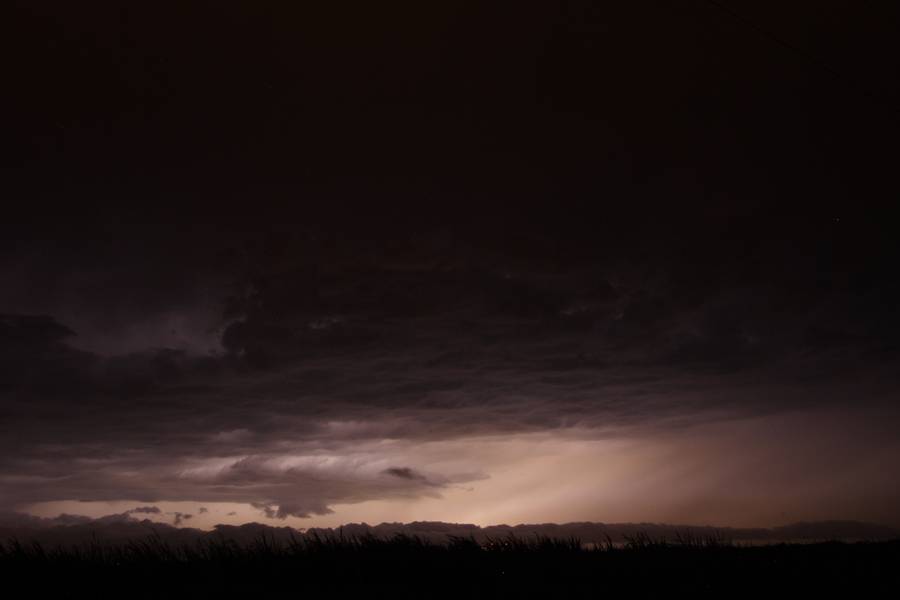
<box><xmin>3</xmin><ymin>1</ymin><xmax>900</xmax><ymax>530</ymax></box>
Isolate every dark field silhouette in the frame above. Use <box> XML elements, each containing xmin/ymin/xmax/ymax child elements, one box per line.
<box><xmin>2</xmin><ymin>532</ymin><xmax>898</xmax><ymax>599</ymax></box>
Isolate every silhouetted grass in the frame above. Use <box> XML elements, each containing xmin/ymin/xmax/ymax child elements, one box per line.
<box><xmin>2</xmin><ymin>533</ymin><xmax>898</xmax><ymax>599</ymax></box>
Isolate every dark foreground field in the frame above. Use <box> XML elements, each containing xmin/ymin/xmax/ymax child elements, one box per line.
<box><xmin>2</xmin><ymin>534</ymin><xmax>898</xmax><ymax>599</ymax></box>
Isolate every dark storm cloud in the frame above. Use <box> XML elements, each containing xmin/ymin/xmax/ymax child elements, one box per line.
<box><xmin>3</xmin><ymin>0</ymin><xmax>900</xmax><ymax>524</ymax></box>
<box><xmin>127</xmin><ymin>506</ymin><xmax>161</xmax><ymax>515</ymax></box>
<box><xmin>2</xmin><ymin>236</ymin><xmax>898</xmax><ymax>517</ymax></box>
<box><xmin>383</xmin><ymin>467</ymin><xmax>431</xmax><ymax>483</ymax></box>
<box><xmin>251</xmin><ymin>503</ymin><xmax>279</xmax><ymax>519</ymax></box>
<box><xmin>0</xmin><ymin>314</ymin><xmax>94</xmax><ymax>392</ymax></box>
<box><xmin>3</xmin><ymin>222</ymin><xmax>900</xmax><ymax>513</ymax></box>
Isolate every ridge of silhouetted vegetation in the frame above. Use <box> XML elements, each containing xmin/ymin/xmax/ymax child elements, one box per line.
<box><xmin>2</xmin><ymin>533</ymin><xmax>898</xmax><ymax>599</ymax></box>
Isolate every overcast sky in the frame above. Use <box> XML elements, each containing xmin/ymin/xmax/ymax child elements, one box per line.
<box><xmin>3</xmin><ymin>1</ymin><xmax>900</xmax><ymax>529</ymax></box>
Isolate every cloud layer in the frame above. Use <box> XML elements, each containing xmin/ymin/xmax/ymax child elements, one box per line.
<box><xmin>2</xmin><ymin>218</ymin><xmax>900</xmax><ymax>527</ymax></box>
